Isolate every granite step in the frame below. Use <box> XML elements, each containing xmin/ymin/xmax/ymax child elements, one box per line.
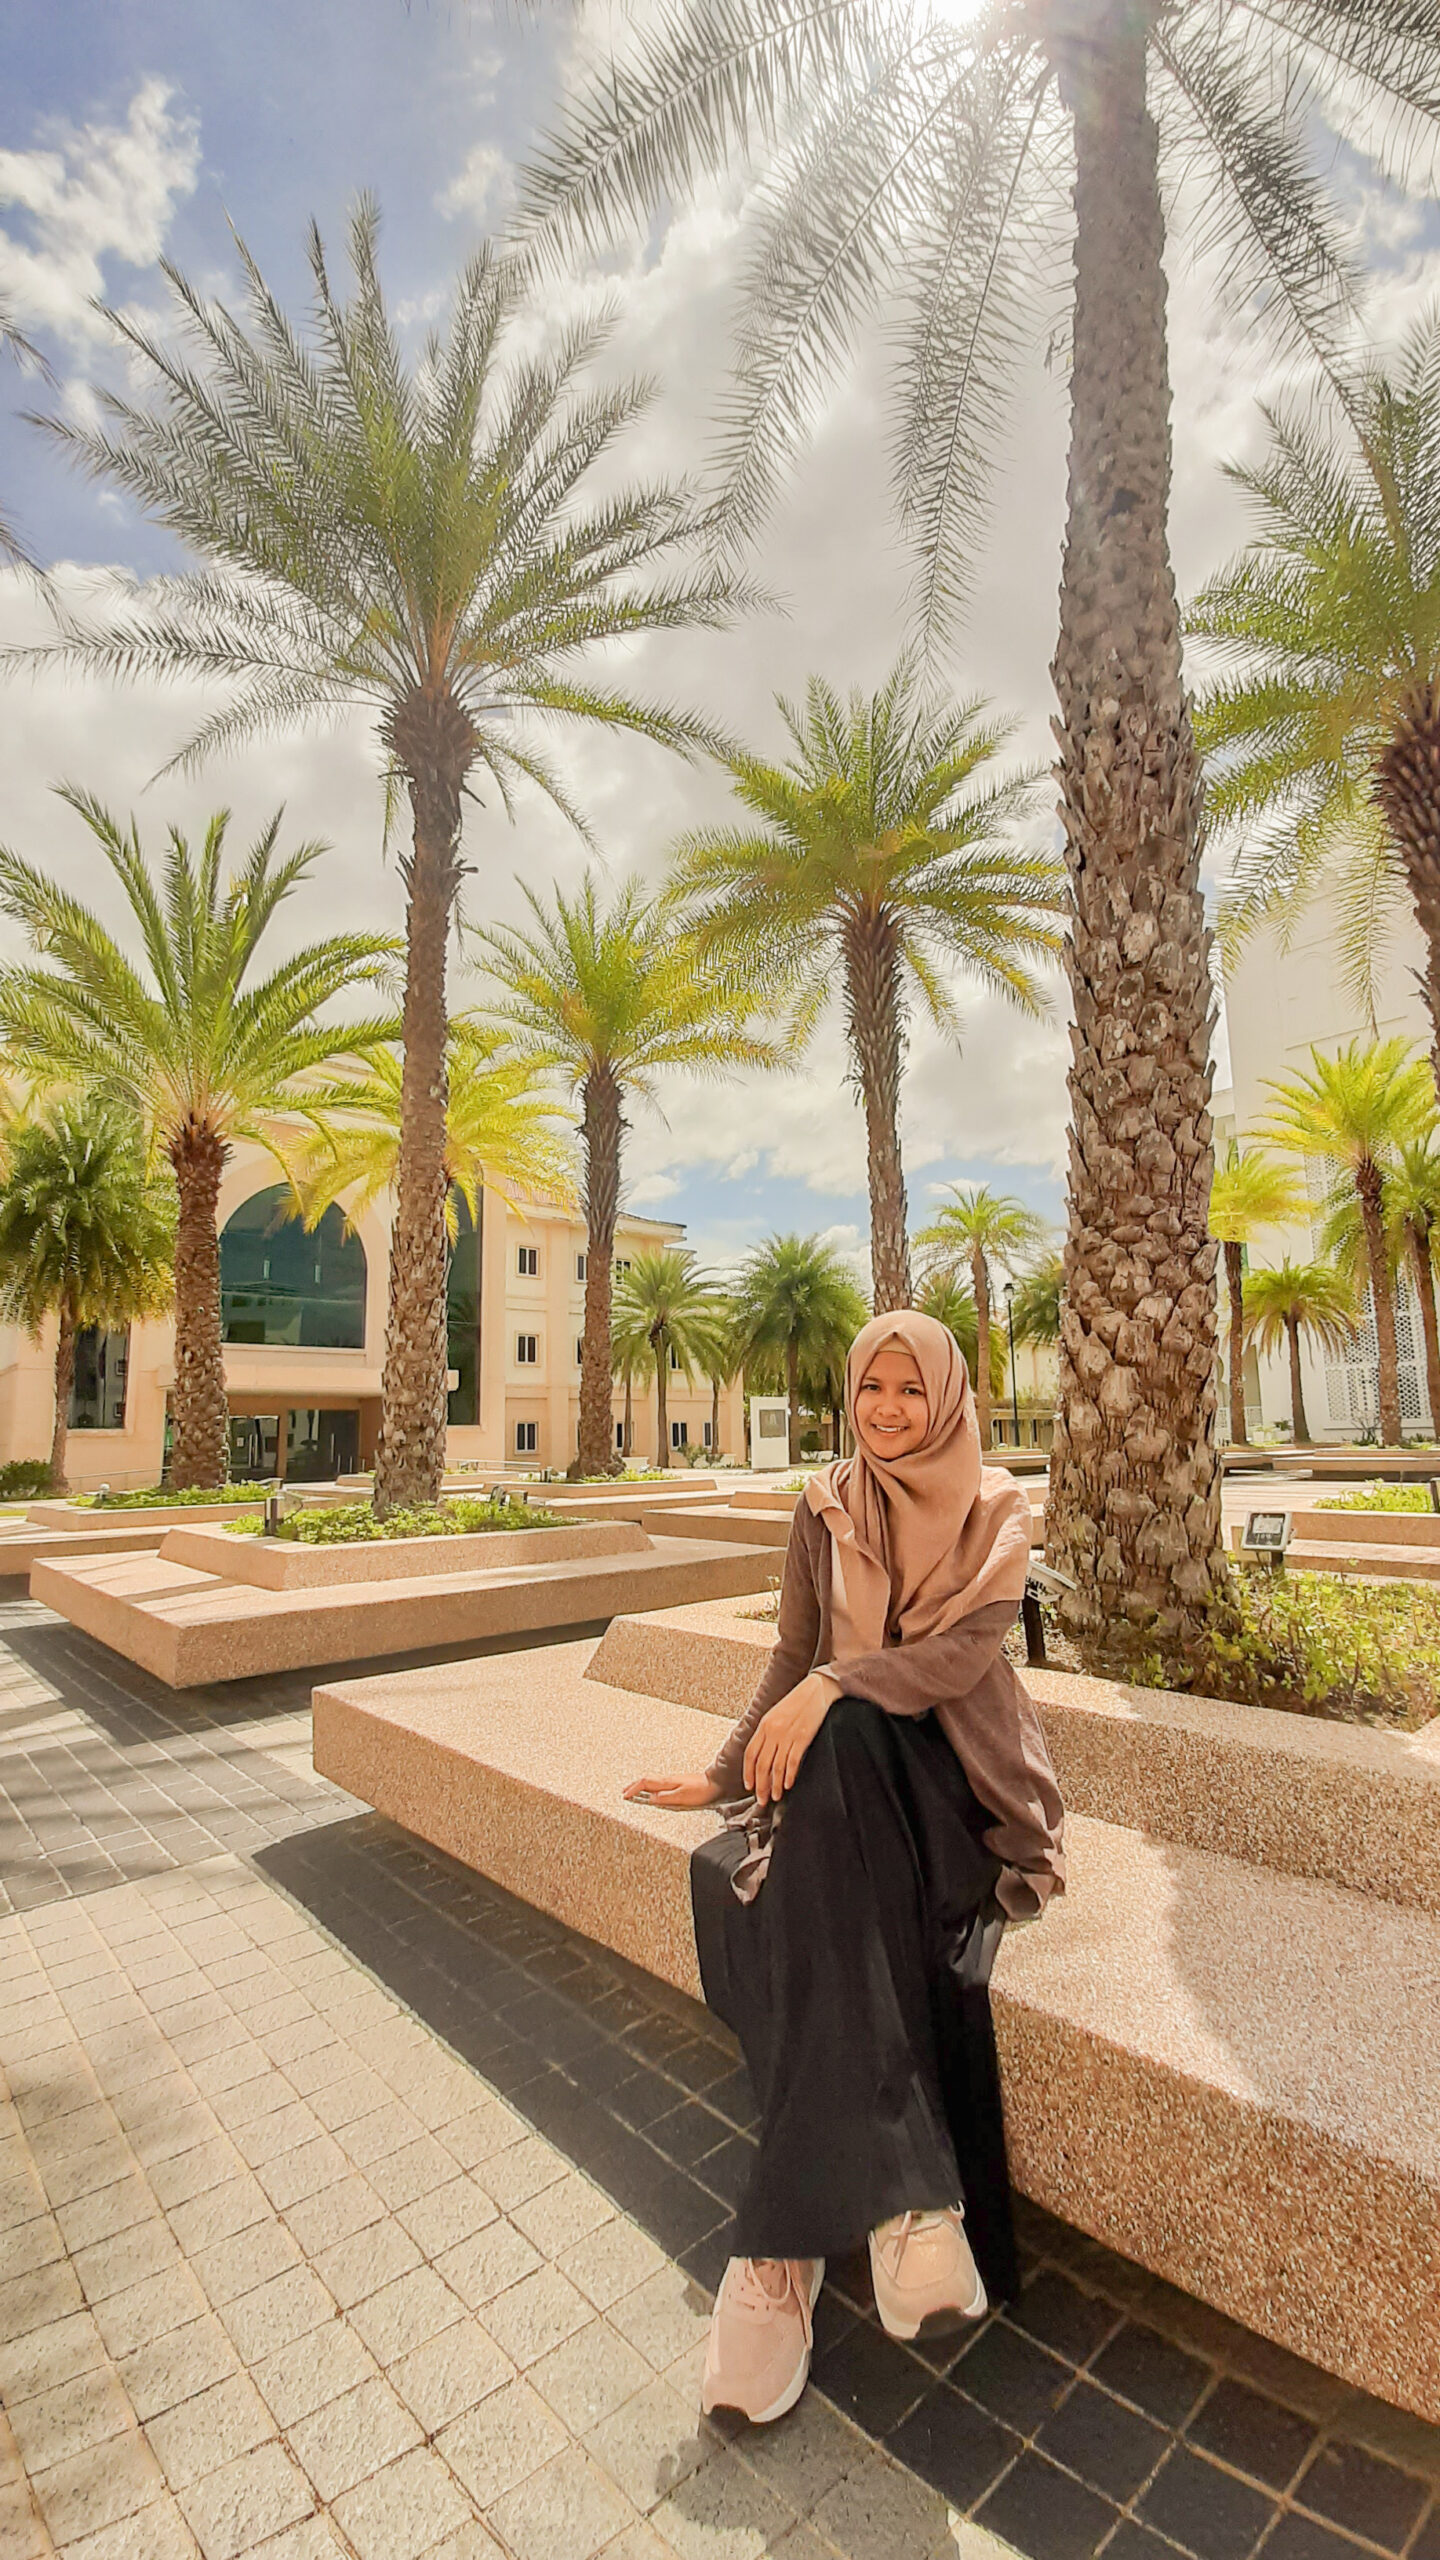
<box><xmin>310</xmin><ymin>1634</ymin><xmax>1440</xmax><ymax>2426</ymax></box>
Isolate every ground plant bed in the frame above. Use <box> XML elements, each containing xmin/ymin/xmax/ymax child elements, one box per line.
<box><xmin>164</xmin><ymin>1515</ymin><xmax>646</xmax><ymax>1589</ymax></box>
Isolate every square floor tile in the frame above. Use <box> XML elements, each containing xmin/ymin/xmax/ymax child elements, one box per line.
<box><xmin>389</xmin><ymin>2320</ymin><xmax>514</xmax><ymax>2434</ymax></box>
<box><xmin>1037</xmin><ymin>2376</ymin><xmax>1169</xmax><ymax>2504</ymax></box>
<box><xmin>1008</xmin><ymin>2270</ymin><xmax>1119</xmax><ymax>2369</ymax></box>
<box><xmin>1137</xmin><ymin>2444</ymin><xmax>1278</xmax><ymax>2559</ymax></box>
<box><xmin>1185</xmin><ymin>2377</ymin><xmax>1317</xmax><ymax>2493</ymax></box>
<box><xmin>950</xmin><ymin>2319</ymin><xmax>1073</xmax><ymax>2434</ymax></box>
<box><xmin>888</xmin><ymin>2382</ymin><xmax>1019</xmax><ymax>2510</ymax></box>
<box><xmin>1293</xmin><ymin>2438</ymin><xmax>1430</xmax><ymax>2549</ymax></box>
<box><xmin>976</xmin><ymin>2451</ymin><xmax>1121</xmax><ymax>2560</ymax></box>
<box><xmin>1091</xmin><ymin>2324</ymin><xmax>1211</xmax><ymax>2429</ymax></box>
<box><xmin>489</xmin><ymin>2443</ymin><xmax>634</xmax><ymax>2560</ymax></box>
<box><xmin>811</xmin><ymin>2316</ymin><xmax>930</xmax><ymax>2435</ymax></box>
<box><xmin>285</xmin><ymin>2373</ymin><xmax>422</xmax><ymax>2501</ymax></box>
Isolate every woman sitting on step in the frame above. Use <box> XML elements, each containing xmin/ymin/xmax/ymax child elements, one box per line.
<box><xmin>625</xmin><ymin>1308</ymin><xmax>1066</xmax><ymax>2427</ymax></box>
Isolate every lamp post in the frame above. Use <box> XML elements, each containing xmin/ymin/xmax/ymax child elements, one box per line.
<box><xmin>1004</xmin><ymin>1281</ymin><xmax>1021</xmax><ymax>1448</ymax></box>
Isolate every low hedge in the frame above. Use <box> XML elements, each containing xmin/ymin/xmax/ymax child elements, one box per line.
<box><xmin>1143</xmin><ymin>1566</ymin><xmax>1440</xmax><ymax>1727</ymax></box>
<box><xmin>226</xmin><ymin>1497</ymin><xmax>564</xmax><ymax>1544</ymax></box>
<box><xmin>80</xmin><ymin>1483</ymin><xmax>272</xmax><ymax>1509</ymax></box>
<box><xmin>0</xmin><ymin>1460</ymin><xmax>56</xmax><ymax>1499</ymax></box>
<box><xmin>1314</xmin><ymin>1485</ymin><xmax>1436</xmax><ymax>1514</ymax></box>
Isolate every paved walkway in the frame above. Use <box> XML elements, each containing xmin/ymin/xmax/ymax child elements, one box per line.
<box><xmin>3</xmin><ymin>1595</ymin><xmax>1440</xmax><ymax>2560</ymax></box>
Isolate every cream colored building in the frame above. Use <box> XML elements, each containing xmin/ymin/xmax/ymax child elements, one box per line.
<box><xmin>0</xmin><ymin>1143</ymin><xmax>745</xmax><ymax>1489</ymax></box>
<box><xmin>1220</xmin><ymin>902</ymin><xmax>1434</xmax><ymax>1439</ymax></box>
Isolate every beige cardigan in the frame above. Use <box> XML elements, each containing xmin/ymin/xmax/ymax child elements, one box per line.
<box><xmin>705</xmin><ymin>1500</ymin><xmax>1066</xmax><ymax>1921</ymax></box>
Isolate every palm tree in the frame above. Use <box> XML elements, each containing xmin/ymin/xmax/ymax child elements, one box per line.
<box><xmin>1010</xmin><ymin>1252</ymin><xmax>1064</xmax><ymax>1353</ymax></box>
<box><xmin>1191</xmin><ymin>312</ymin><xmax>1440</xmax><ymax>1079</ymax></box>
<box><xmin>1207</xmin><ymin>1146</ymin><xmax>1307</xmax><ymax>1448</ymax></box>
<box><xmin>0</xmin><ymin>297</ymin><xmax>52</xmax><ymax>568</ymax></box>
<box><xmin>281</xmin><ymin>1023</ymin><xmax>578</xmax><ymax>1238</ymax></box>
<box><xmin>731</xmin><ymin>1234</ymin><xmax>869</xmax><ymax>1466</ymax></box>
<box><xmin>1389</xmin><ymin>1134</ymin><xmax>1440</xmax><ymax>1439</ymax></box>
<box><xmin>913</xmin><ymin>1268</ymin><xmax>1006</xmax><ymax>1404</ymax></box>
<box><xmin>0</xmin><ymin>795</ymin><xmax>392</xmax><ymax>1487</ymax></box>
<box><xmin>0</xmin><ymin>1096</ymin><xmax>174</xmax><ymax>1490</ymax></box>
<box><xmin>672</xmin><ymin>660</ymin><xmax>1059</xmax><ymax>1306</ymax></box>
<box><xmin>30</xmin><ymin>205</ymin><xmax>747</xmax><ymax>1513</ymax></box>
<box><xmin>1259</xmin><ymin>1041</ymin><xmax>1435</xmax><ymax>1447</ymax></box>
<box><xmin>914</xmin><ymin>1185</ymin><xmax>1047</xmax><ymax>1452</ymax></box>
<box><xmin>473</xmin><ymin>874</ymin><xmax>778</xmax><ymax>1477</ymax></box>
<box><xmin>513</xmin><ymin>0</ymin><xmax>1433</xmax><ymax>1655</ymax></box>
<box><xmin>1242</xmin><ymin>1261</ymin><xmax>1361</xmax><ymax>1450</ymax></box>
<box><xmin>612</xmin><ymin>1250</ymin><xmax>726</xmax><ymax>1468</ymax></box>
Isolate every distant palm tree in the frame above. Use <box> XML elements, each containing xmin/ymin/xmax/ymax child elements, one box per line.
<box><xmin>1389</xmin><ymin>1134</ymin><xmax>1440</xmax><ymax>1439</ymax></box>
<box><xmin>0</xmin><ymin>1096</ymin><xmax>174</xmax><ymax>1489</ymax></box>
<box><xmin>673</xmin><ymin>660</ymin><xmax>1060</xmax><ymax>1308</ymax></box>
<box><xmin>1208</xmin><ymin>1146</ymin><xmax>1307</xmax><ymax>1447</ymax></box>
<box><xmin>612</xmin><ymin>1250</ymin><xmax>726</xmax><ymax>1468</ymax></box>
<box><xmin>33</xmin><ymin>204</ymin><xmax>745</xmax><ymax>1511</ymax></box>
<box><xmin>915</xmin><ymin>1185</ymin><xmax>1048</xmax><ymax>1452</ymax></box>
<box><xmin>1260</xmin><ymin>1042</ymin><xmax>1435</xmax><ymax>1446</ymax></box>
<box><xmin>282</xmin><ymin>1023</ymin><xmax>578</xmax><ymax>1238</ymax></box>
<box><xmin>473</xmin><ymin>875</ymin><xmax>778</xmax><ymax>1477</ymax></box>
<box><xmin>913</xmin><ymin>1269</ymin><xmax>1006</xmax><ymax>1403</ymax></box>
<box><xmin>1242</xmin><ymin>1261</ymin><xmax>1361</xmax><ymax>1450</ymax></box>
<box><xmin>0</xmin><ymin>795</ymin><xmax>392</xmax><ymax>1487</ymax></box>
<box><xmin>731</xmin><ymin>1234</ymin><xmax>869</xmax><ymax>1466</ymax></box>
<box><xmin>1010</xmin><ymin>1253</ymin><xmax>1064</xmax><ymax>1352</ymax></box>
<box><xmin>1191</xmin><ymin>312</ymin><xmax>1440</xmax><ymax>1078</ymax></box>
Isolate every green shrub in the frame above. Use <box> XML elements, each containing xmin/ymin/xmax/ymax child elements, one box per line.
<box><xmin>1314</xmin><ymin>1485</ymin><xmax>1436</xmax><ymax>1514</ymax></box>
<box><xmin>1130</xmin><ymin>1566</ymin><xmax>1440</xmax><ymax>1726</ymax></box>
<box><xmin>225</xmin><ymin>1497</ymin><xmax>564</xmax><ymax>1544</ymax></box>
<box><xmin>80</xmin><ymin>1482</ymin><xmax>272</xmax><ymax>1509</ymax></box>
<box><xmin>0</xmin><ymin>1460</ymin><xmax>56</xmax><ymax>1499</ymax></box>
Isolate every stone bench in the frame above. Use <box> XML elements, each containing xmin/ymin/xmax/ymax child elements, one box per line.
<box><xmin>311</xmin><ymin>1616</ymin><xmax>1440</xmax><ymax>2426</ymax></box>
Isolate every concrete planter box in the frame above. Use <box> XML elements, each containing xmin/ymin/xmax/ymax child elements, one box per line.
<box><xmin>27</xmin><ymin>1498</ymin><xmax>257</xmax><ymax>1533</ymax></box>
<box><xmin>159</xmin><ymin>1518</ymin><xmax>647</xmax><ymax>1590</ymax></box>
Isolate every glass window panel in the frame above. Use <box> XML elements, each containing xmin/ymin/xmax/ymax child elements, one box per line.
<box><xmin>70</xmin><ymin>1328</ymin><xmax>128</xmax><ymax>1430</ymax></box>
<box><xmin>220</xmin><ymin>1187</ymin><xmax>365</xmax><ymax>1349</ymax></box>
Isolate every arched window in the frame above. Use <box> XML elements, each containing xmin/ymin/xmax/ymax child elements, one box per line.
<box><xmin>220</xmin><ymin>1187</ymin><xmax>366</xmax><ymax>1350</ymax></box>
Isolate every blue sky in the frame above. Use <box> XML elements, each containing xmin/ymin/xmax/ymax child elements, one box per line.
<box><xmin>2</xmin><ymin>7</ymin><xmax>1437</xmax><ymax>1279</ymax></box>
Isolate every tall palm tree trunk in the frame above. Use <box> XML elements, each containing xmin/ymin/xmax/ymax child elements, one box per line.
<box><xmin>654</xmin><ymin>1329</ymin><xmax>670</xmax><ymax>1467</ymax></box>
<box><xmin>786</xmin><ymin>1339</ymin><xmax>802</xmax><ymax>1466</ymax></box>
<box><xmin>710</xmin><ymin>1374</ymin><xmax>721</xmax><ymax>1455</ymax></box>
<box><xmin>168</xmin><ymin>1119</ymin><xmax>229</xmax><ymax>1489</ymax></box>
<box><xmin>375</xmin><ymin>697</ymin><xmax>472</xmax><ymax>1514</ymax></box>
<box><xmin>971</xmin><ymin>1248</ymin><xmax>993</xmax><ymax>1452</ymax></box>
<box><xmin>842</xmin><ymin>910</ymin><xmax>911</xmax><ymax>1312</ymax></box>
<box><xmin>1044</xmin><ymin>4</ymin><xmax>1223</xmax><ymax>1652</ymax></box>
<box><xmin>1408</xmin><ymin>1214</ymin><xmax>1440</xmax><ymax>1437</ymax></box>
<box><xmin>1223</xmin><ymin>1240</ymin><xmax>1247</xmax><ymax>1446</ymax></box>
<box><xmin>1356</xmin><ymin>1158</ymin><xmax>1403</xmax><ymax>1444</ymax></box>
<box><xmin>50</xmin><ymin>1298</ymin><xmax>76</xmax><ymax>1493</ymax></box>
<box><xmin>577</xmin><ymin>1067</ymin><xmax>623</xmax><ymax>1476</ymax></box>
<box><xmin>1286</xmin><ymin>1313</ymin><xmax>1311</xmax><ymax>1447</ymax></box>
<box><xmin>622</xmin><ymin>1366</ymin><xmax>633</xmax><ymax>1457</ymax></box>
<box><xmin>1376</xmin><ymin>691</ymin><xmax>1440</xmax><ymax>1099</ymax></box>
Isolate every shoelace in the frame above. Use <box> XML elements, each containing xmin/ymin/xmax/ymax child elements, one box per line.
<box><xmin>732</xmin><ymin>2259</ymin><xmax>814</xmax><ymax>2347</ymax></box>
<box><xmin>877</xmin><ymin>2208</ymin><xmax>957</xmax><ymax>2277</ymax></box>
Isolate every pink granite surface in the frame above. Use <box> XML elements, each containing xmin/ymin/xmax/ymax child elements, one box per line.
<box><xmin>25</xmin><ymin>1498</ymin><xmax>249</xmax><ymax>1532</ymax></box>
<box><xmin>311</xmin><ymin>1643</ymin><xmax>1440</xmax><ymax>2423</ymax></box>
<box><xmin>588</xmin><ymin>1600</ymin><xmax>1440</xmax><ymax>1914</ymax></box>
<box><xmin>639</xmin><ymin>1506</ymin><xmax>794</xmax><ymax>1549</ymax></box>
<box><xmin>158</xmin><ymin>1517</ymin><xmax>647</xmax><ymax>1590</ymax></box>
<box><xmin>31</xmin><ymin>1533</ymin><xmax>777</xmax><ymax>1687</ymax></box>
<box><xmin>1290</xmin><ymin>1508</ymin><xmax>1440</xmax><ymax>1547</ymax></box>
<box><xmin>0</xmin><ymin>1522</ymin><xmax>179</xmax><ymax>1578</ymax></box>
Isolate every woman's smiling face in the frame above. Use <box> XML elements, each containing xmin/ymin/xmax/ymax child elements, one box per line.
<box><xmin>853</xmin><ymin>1344</ymin><xmax>930</xmax><ymax>1458</ymax></box>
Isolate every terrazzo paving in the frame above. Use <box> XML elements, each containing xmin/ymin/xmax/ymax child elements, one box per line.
<box><xmin>2</xmin><ymin>1594</ymin><xmax>1439</xmax><ymax>2558</ymax></box>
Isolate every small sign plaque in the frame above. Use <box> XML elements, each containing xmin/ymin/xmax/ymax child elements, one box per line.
<box><xmin>1241</xmin><ymin>1510</ymin><xmax>1292</xmax><ymax>1554</ymax></box>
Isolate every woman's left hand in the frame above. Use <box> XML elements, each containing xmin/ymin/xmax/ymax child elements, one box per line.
<box><xmin>743</xmin><ymin>1672</ymin><xmax>840</xmax><ymax>1806</ymax></box>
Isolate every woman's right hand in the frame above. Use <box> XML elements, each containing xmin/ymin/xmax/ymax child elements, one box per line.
<box><xmin>623</xmin><ymin>1771</ymin><xmax>722</xmax><ymax>1810</ymax></box>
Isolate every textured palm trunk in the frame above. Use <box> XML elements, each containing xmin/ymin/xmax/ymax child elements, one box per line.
<box><xmin>842</xmin><ymin>909</ymin><xmax>911</xmax><ymax>1311</ymax></box>
<box><xmin>577</xmin><ymin>1067</ymin><xmax>624</xmax><ymax>1477</ymax></box>
<box><xmin>622</xmin><ymin>1368</ymin><xmax>633</xmax><ymax>1457</ymax></box>
<box><xmin>374</xmin><ymin>693</ymin><xmax>473</xmax><ymax>1515</ymax></box>
<box><xmin>1356</xmin><ymin>1158</ymin><xmax>1403</xmax><ymax>1444</ymax></box>
<box><xmin>710</xmin><ymin>1375</ymin><xmax>722</xmax><ymax>1455</ymax></box>
<box><xmin>1286</xmin><ymin>1313</ymin><xmax>1311</xmax><ymax>1447</ymax></box>
<box><xmin>1223</xmin><ymin>1239</ymin><xmax>1247</xmax><ymax>1446</ymax></box>
<box><xmin>1408</xmin><ymin>1214</ymin><xmax>1440</xmax><ymax>1438</ymax></box>
<box><xmin>1376</xmin><ymin>691</ymin><xmax>1440</xmax><ymax>1100</ymax></box>
<box><xmin>971</xmin><ymin>1248</ymin><xmax>993</xmax><ymax>1451</ymax></box>
<box><xmin>786</xmin><ymin>1339</ymin><xmax>802</xmax><ymax>1465</ymax></box>
<box><xmin>1044</xmin><ymin>4</ymin><xmax>1224</xmax><ymax>1654</ymax></box>
<box><xmin>49</xmin><ymin>1298</ymin><xmax>76</xmax><ymax>1493</ymax></box>
<box><xmin>168</xmin><ymin>1120</ymin><xmax>229</xmax><ymax>1489</ymax></box>
<box><xmin>654</xmin><ymin>1329</ymin><xmax>670</xmax><ymax>1466</ymax></box>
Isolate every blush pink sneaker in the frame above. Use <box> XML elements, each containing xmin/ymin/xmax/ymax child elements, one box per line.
<box><xmin>868</xmin><ymin>2207</ymin><xmax>986</xmax><ymax>2340</ymax></box>
<box><xmin>700</xmin><ymin>2256</ymin><xmax>825</xmax><ymax>2424</ymax></box>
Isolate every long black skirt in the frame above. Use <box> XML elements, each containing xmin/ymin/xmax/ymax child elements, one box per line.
<box><xmin>690</xmin><ymin>1694</ymin><xmax>1019</xmax><ymax>2300</ymax></box>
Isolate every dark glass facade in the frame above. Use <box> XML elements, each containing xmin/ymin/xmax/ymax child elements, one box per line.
<box><xmin>446</xmin><ymin>1192</ymin><xmax>481</xmax><ymax>1428</ymax></box>
<box><xmin>69</xmin><ymin>1329</ymin><xmax>128</xmax><ymax>1430</ymax></box>
<box><xmin>220</xmin><ymin>1188</ymin><xmax>366</xmax><ymax>1350</ymax></box>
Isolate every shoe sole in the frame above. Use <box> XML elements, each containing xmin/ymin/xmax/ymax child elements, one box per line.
<box><xmin>868</xmin><ymin>2236</ymin><xmax>987</xmax><ymax>2341</ymax></box>
<box><xmin>701</xmin><ymin>2260</ymin><xmax>826</xmax><ymax>2426</ymax></box>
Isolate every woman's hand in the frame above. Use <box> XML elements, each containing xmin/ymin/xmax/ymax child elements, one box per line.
<box><xmin>743</xmin><ymin>1673</ymin><xmax>840</xmax><ymax>1807</ymax></box>
<box><xmin>623</xmin><ymin>1772</ymin><xmax>722</xmax><ymax>1810</ymax></box>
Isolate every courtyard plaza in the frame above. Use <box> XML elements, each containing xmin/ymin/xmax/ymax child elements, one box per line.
<box><xmin>3</xmin><ymin>1559</ymin><xmax>1440</xmax><ymax>2560</ymax></box>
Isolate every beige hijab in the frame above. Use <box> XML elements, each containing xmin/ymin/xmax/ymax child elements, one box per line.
<box><xmin>805</xmin><ymin>1309</ymin><xmax>1030</xmax><ymax>1659</ymax></box>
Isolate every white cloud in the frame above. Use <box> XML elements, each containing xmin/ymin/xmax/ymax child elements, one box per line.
<box><xmin>440</xmin><ymin>144</ymin><xmax>513</xmax><ymax>229</ymax></box>
<box><xmin>0</xmin><ymin>80</ymin><xmax>200</xmax><ymax>348</ymax></box>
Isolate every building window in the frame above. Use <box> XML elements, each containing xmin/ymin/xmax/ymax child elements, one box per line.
<box><xmin>669</xmin><ymin>1345</ymin><xmax>681</xmax><ymax>1370</ymax></box>
<box><xmin>575</xmin><ymin>1338</ymin><xmax>585</xmax><ymax>1367</ymax></box>
<box><xmin>671</xmin><ymin>1420</ymin><xmax>688</xmax><ymax>1450</ymax></box>
<box><xmin>702</xmin><ymin>1419</ymin><xmax>714</xmax><ymax>1448</ymax></box>
<box><xmin>221</xmin><ymin>1187</ymin><xmax>365</xmax><ymax>1349</ymax></box>
<box><xmin>516</xmin><ymin>1333</ymin><xmax>538</xmax><ymax>1365</ymax></box>
<box><xmin>70</xmin><ymin>1328</ymin><xmax>128</xmax><ymax>1431</ymax></box>
<box><xmin>615</xmin><ymin>1420</ymin><xmax>624</xmax><ymax>1450</ymax></box>
<box><xmin>446</xmin><ymin>1191</ymin><xmax>480</xmax><ymax>1429</ymax></box>
<box><xmin>575</xmin><ymin>1252</ymin><xmax>587</xmax><ymax>1282</ymax></box>
<box><xmin>614</xmin><ymin>1257</ymin><xmax>631</xmax><ymax>1277</ymax></box>
<box><xmin>517</xmin><ymin>1245</ymin><xmax>539</xmax><ymax>1277</ymax></box>
<box><xmin>516</xmin><ymin>1420</ymin><xmax>538</xmax><ymax>1453</ymax></box>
